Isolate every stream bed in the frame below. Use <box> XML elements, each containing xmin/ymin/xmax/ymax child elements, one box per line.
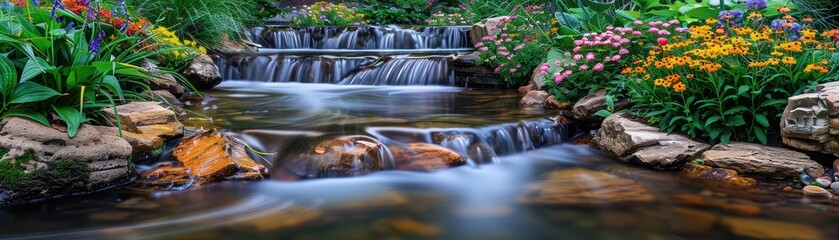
<box><xmin>0</xmin><ymin>82</ymin><xmax>836</xmax><ymax>240</ymax></box>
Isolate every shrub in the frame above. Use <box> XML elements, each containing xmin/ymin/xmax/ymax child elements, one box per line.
<box><xmin>475</xmin><ymin>4</ymin><xmax>557</xmax><ymax>86</ymax></box>
<box><xmin>623</xmin><ymin>6</ymin><xmax>839</xmax><ymax>144</ymax></box>
<box><xmin>426</xmin><ymin>4</ymin><xmax>475</xmax><ymax>26</ymax></box>
<box><xmin>149</xmin><ymin>25</ymin><xmax>207</xmax><ymax>70</ymax></box>
<box><xmin>288</xmin><ymin>1</ymin><xmax>366</xmax><ymax>26</ymax></box>
<box><xmin>138</xmin><ymin>0</ymin><xmax>257</xmax><ymax>49</ymax></box>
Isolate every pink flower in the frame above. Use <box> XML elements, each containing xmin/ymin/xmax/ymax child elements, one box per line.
<box><xmin>662</xmin><ymin>23</ymin><xmax>671</xmax><ymax>28</ymax></box>
<box><xmin>475</xmin><ymin>42</ymin><xmax>484</xmax><ymax>47</ymax></box>
<box><xmin>564</xmin><ymin>52</ymin><xmax>571</xmax><ymax>57</ymax></box>
<box><xmin>592</xmin><ymin>63</ymin><xmax>604</xmax><ymax>72</ymax></box>
<box><xmin>510</xmin><ymin>68</ymin><xmax>517</xmax><ymax>73</ymax></box>
<box><xmin>649</xmin><ymin>28</ymin><xmax>660</xmax><ymax>34</ymax></box>
<box><xmin>604</xmin><ymin>56</ymin><xmax>612</xmax><ymax>62</ymax></box>
<box><xmin>480</xmin><ymin>47</ymin><xmax>489</xmax><ymax>51</ymax></box>
<box><xmin>539</xmin><ymin>63</ymin><xmax>550</xmax><ymax>72</ymax></box>
<box><xmin>619</xmin><ymin>48</ymin><xmax>629</xmax><ymax>55</ymax></box>
<box><xmin>563</xmin><ymin>70</ymin><xmax>572</xmax><ymax>77</ymax></box>
<box><xmin>574</xmin><ymin>40</ymin><xmax>583</xmax><ymax>46</ymax></box>
<box><xmin>573</xmin><ymin>54</ymin><xmax>583</xmax><ymax>61</ymax></box>
<box><xmin>612</xmin><ymin>54</ymin><xmax>621</xmax><ymax>61</ymax></box>
<box><xmin>579</xmin><ymin>64</ymin><xmax>589</xmax><ymax>71</ymax></box>
<box><xmin>514</xmin><ymin>44</ymin><xmax>525</xmax><ymax>51</ymax></box>
<box><xmin>505</xmin><ymin>38</ymin><xmax>512</xmax><ymax>42</ymax></box>
<box><xmin>585</xmin><ymin>52</ymin><xmax>595</xmax><ymax>62</ymax></box>
<box><xmin>659</xmin><ymin>30</ymin><xmax>671</xmax><ymax>36</ymax></box>
<box><xmin>553</xmin><ymin>72</ymin><xmax>564</xmax><ymax>83</ymax></box>
<box><xmin>632</xmin><ymin>31</ymin><xmax>642</xmax><ymax>36</ymax></box>
<box><xmin>573</xmin><ymin>46</ymin><xmax>582</xmax><ymax>53</ymax></box>
<box><xmin>495</xmin><ymin>40</ymin><xmax>502</xmax><ymax>45</ymax></box>
<box><xmin>649</xmin><ymin>21</ymin><xmax>661</xmax><ymax>27</ymax></box>
<box><xmin>611</xmin><ymin>42</ymin><xmax>621</xmax><ymax>48</ymax></box>
<box><xmin>634</xmin><ymin>20</ymin><xmax>643</xmax><ymax>25</ymax></box>
<box><xmin>515</xmin><ymin>64</ymin><xmax>521</xmax><ymax>68</ymax></box>
<box><xmin>554</xmin><ymin>60</ymin><xmax>561</xmax><ymax>66</ymax></box>
<box><xmin>669</xmin><ymin>20</ymin><xmax>680</xmax><ymax>25</ymax></box>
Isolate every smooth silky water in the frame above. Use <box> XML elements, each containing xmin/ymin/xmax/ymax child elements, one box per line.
<box><xmin>1</xmin><ymin>25</ymin><xmax>837</xmax><ymax>240</ymax></box>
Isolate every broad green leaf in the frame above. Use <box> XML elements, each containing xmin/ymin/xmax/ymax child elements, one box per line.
<box><xmin>2</xmin><ymin>108</ymin><xmax>49</xmax><ymax>126</ymax></box>
<box><xmin>555</xmin><ymin>12</ymin><xmax>582</xmax><ymax>31</ymax></box>
<box><xmin>684</xmin><ymin>7</ymin><xmax>719</xmax><ymax>20</ymax></box>
<box><xmin>9</xmin><ymin>81</ymin><xmax>61</xmax><ymax>104</ymax></box>
<box><xmin>650</xmin><ymin>9</ymin><xmax>679</xmax><ymax>17</ymax></box>
<box><xmin>705</xmin><ymin>115</ymin><xmax>722</xmax><ymax>127</ymax></box>
<box><xmin>101</xmin><ymin>75</ymin><xmax>124</xmax><ymax>99</ymax></box>
<box><xmin>0</xmin><ymin>54</ymin><xmax>17</xmax><ymax>97</ymax></box>
<box><xmin>754</xmin><ymin>114</ymin><xmax>770</xmax><ymax>127</ymax></box>
<box><xmin>723</xmin><ymin>106</ymin><xmax>748</xmax><ymax>115</ymax></box>
<box><xmin>737</xmin><ymin>85</ymin><xmax>749</xmax><ymax>95</ymax></box>
<box><xmin>754</xmin><ymin>127</ymin><xmax>768</xmax><ymax>145</ymax></box>
<box><xmin>614</xmin><ymin>10</ymin><xmax>639</xmax><ymax>21</ymax></box>
<box><xmin>52</xmin><ymin>106</ymin><xmax>85</xmax><ymax>138</ymax></box>
<box><xmin>724</xmin><ymin>115</ymin><xmax>746</xmax><ymax>127</ymax></box>
<box><xmin>594</xmin><ymin>109</ymin><xmax>612</xmax><ymax>118</ymax></box>
<box><xmin>20</xmin><ymin>57</ymin><xmax>55</xmax><ymax>83</ymax></box>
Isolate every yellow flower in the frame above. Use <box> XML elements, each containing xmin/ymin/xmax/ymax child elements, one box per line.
<box><xmin>706</xmin><ymin>18</ymin><xmax>718</xmax><ymax>25</ymax></box>
<box><xmin>782</xmin><ymin>57</ymin><xmax>797</xmax><ymax>65</ymax></box>
<box><xmin>673</xmin><ymin>82</ymin><xmax>687</xmax><ymax>92</ymax></box>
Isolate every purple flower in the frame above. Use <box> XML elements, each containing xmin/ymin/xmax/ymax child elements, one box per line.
<box><xmin>31</xmin><ymin>0</ymin><xmax>38</xmax><ymax>5</ymax></box>
<box><xmin>90</xmin><ymin>30</ymin><xmax>105</xmax><ymax>55</ymax></box>
<box><xmin>51</xmin><ymin>0</ymin><xmax>64</xmax><ymax>22</ymax></box>
<box><xmin>770</xmin><ymin>19</ymin><xmax>784</xmax><ymax>30</ymax></box>
<box><xmin>718</xmin><ymin>10</ymin><xmax>744</xmax><ymax>27</ymax></box>
<box><xmin>745</xmin><ymin>0</ymin><xmax>767</xmax><ymax>10</ymax></box>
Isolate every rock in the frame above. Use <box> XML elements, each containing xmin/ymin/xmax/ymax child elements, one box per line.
<box><xmin>678</xmin><ymin>163</ymin><xmax>757</xmax><ymax>188</ymax></box>
<box><xmin>799</xmin><ymin>173</ymin><xmax>816</xmax><ymax>185</ymax></box>
<box><xmin>802</xmin><ymin>185</ymin><xmax>833</xmax><ymax>199</ymax></box>
<box><xmin>519</xmin><ymin>168</ymin><xmax>655</xmax><ymax>206</ymax></box>
<box><xmin>452</xmin><ymin>52</ymin><xmax>481</xmax><ymax>66</ymax></box>
<box><xmin>674</xmin><ymin>194</ymin><xmax>706</xmax><ymax>206</ymax></box>
<box><xmin>141</xmin><ymin>60</ymin><xmax>185</xmax><ymax>97</ymax></box>
<box><xmin>469</xmin><ymin>16</ymin><xmax>506</xmax><ymax>47</ymax></box>
<box><xmin>572</xmin><ymin>90</ymin><xmax>630</xmax><ymax>122</ymax></box>
<box><xmin>517</xmin><ymin>81</ymin><xmax>537</xmax><ymax>94</ymax></box>
<box><xmin>670</xmin><ymin>207</ymin><xmax>716</xmax><ymax>235</ymax></box>
<box><xmin>519</xmin><ymin>90</ymin><xmax>548</xmax><ymax>108</ymax></box>
<box><xmin>144</xmin><ymin>90</ymin><xmax>183</xmax><ymax>107</ymax></box>
<box><xmin>783</xmin><ymin>186</ymin><xmax>795</xmax><ymax>192</ymax></box>
<box><xmin>132</xmin><ymin>165</ymin><xmax>195</xmax><ymax>191</ymax></box>
<box><xmin>780</xmin><ymin>82</ymin><xmax>839</xmax><ymax>156</ymax></box>
<box><xmin>816</xmin><ymin>176</ymin><xmax>832</xmax><ymax>187</ymax></box>
<box><xmin>101</xmin><ymin>102</ymin><xmax>177</xmax><ymax>132</ymax></box>
<box><xmin>390</xmin><ymin>143</ymin><xmax>466</xmax><ymax>172</ymax></box>
<box><xmin>285</xmin><ymin>136</ymin><xmax>387</xmax><ymax>177</ymax></box>
<box><xmin>718</xmin><ymin>203</ymin><xmax>762</xmax><ymax>217</ymax></box>
<box><xmin>0</xmin><ymin>117</ymin><xmax>134</xmax><ymax>206</ymax></box>
<box><xmin>173</xmin><ymin>130</ymin><xmax>267</xmax><ymax>184</ymax></box>
<box><xmin>545</xmin><ymin>96</ymin><xmax>571</xmax><ymax>110</ymax></box>
<box><xmin>719</xmin><ymin>217</ymin><xmax>823</xmax><ymax>240</ymax></box>
<box><xmin>591</xmin><ymin>114</ymin><xmax>711</xmax><ymax>169</ymax></box>
<box><xmin>95</xmin><ymin>122</ymin><xmax>183</xmax><ymax>157</ymax></box>
<box><xmin>182</xmin><ymin>54</ymin><xmax>221</xmax><ymax>90</ymax></box>
<box><xmin>831</xmin><ymin>182</ymin><xmax>839</xmax><ymax>192</ymax></box>
<box><xmin>701</xmin><ymin>142</ymin><xmax>824</xmax><ymax>179</ymax></box>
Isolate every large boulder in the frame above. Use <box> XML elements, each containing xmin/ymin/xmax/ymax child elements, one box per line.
<box><xmin>182</xmin><ymin>54</ymin><xmax>222</xmax><ymax>90</ymax></box>
<box><xmin>591</xmin><ymin>114</ymin><xmax>711</xmax><ymax>169</ymax></box>
<box><xmin>519</xmin><ymin>168</ymin><xmax>655</xmax><ymax>206</ymax></box>
<box><xmin>141</xmin><ymin>60</ymin><xmax>185</xmax><ymax>97</ymax></box>
<box><xmin>0</xmin><ymin>117</ymin><xmax>134</xmax><ymax>205</ymax></box>
<box><xmin>701</xmin><ymin>142</ymin><xmax>824</xmax><ymax>179</ymax></box>
<box><xmin>173</xmin><ymin>130</ymin><xmax>268</xmax><ymax>185</ymax></box>
<box><xmin>572</xmin><ymin>90</ymin><xmax>630</xmax><ymax>122</ymax></box>
<box><xmin>469</xmin><ymin>16</ymin><xmax>507</xmax><ymax>47</ymax></box>
<box><xmin>781</xmin><ymin>82</ymin><xmax>839</xmax><ymax>156</ymax></box>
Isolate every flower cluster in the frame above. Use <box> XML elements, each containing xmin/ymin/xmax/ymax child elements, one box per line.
<box><xmin>50</xmin><ymin>0</ymin><xmax>150</xmax><ymax>36</ymax></box>
<box><xmin>289</xmin><ymin>1</ymin><xmax>366</xmax><ymax>26</ymax></box>
<box><xmin>150</xmin><ymin>26</ymin><xmax>207</xmax><ymax>67</ymax></box>
<box><xmin>427</xmin><ymin>10</ymin><xmax>474</xmax><ymax>26</ymax></box>
<box><xmin>623</xmin><ymin>5</ymin><xmax>838</xmax><ymax>144</ymax></box>
<box><xmin>475</xmin><ymin>4</ymin><xmax>555</xmax><ymax>85</ymax></box>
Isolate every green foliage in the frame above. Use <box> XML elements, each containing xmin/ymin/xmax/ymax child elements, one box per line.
<box><xmin>287</xmin><ymin>1</ymin><xmax>367</xmax><ymax>26</ymax></box>
<box><xmin>475</xmin><ymin>4</ymin><xmax>557</xmax><ymax>86</ymax></box>
<box><xmin>138</xmin><ymin>0</ymin><xmax>258</xmax><ymax>49</ymax></box>
<box><xmin>0</xmin><ymin>3</ymin><xmax>158</xmax><ymax>137</ymax></box>
<box><xmin>466</xmin><ymin>0</ymin><xmax>553</xmax><ymax>20</ymax></box>
<box><xmin>0</xmin><ymin>148</ymin><xmax>35</xmax><ymax>187</ymax></box>
<box><xmin>357</xmin><ymin>8</ymin><xmax>425</xmax><ymax>25</ymax></box>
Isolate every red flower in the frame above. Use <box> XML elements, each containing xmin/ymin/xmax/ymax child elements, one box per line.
<box><xmin>657</xmin><ymin>37</ymin><xmax>668</xmax><ymax>45</ymax></box>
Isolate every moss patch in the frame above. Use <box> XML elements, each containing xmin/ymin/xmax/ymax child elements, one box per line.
<box><xmin>0</xmin><ymin>147</ymin><xmax>37</xmax><ymax>187</ymax></box>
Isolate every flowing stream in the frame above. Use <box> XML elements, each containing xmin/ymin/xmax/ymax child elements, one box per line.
<box><xmin>0</xmin><ymin>26</ymin><xmax>836</xmax><ymax>240</ymax></box>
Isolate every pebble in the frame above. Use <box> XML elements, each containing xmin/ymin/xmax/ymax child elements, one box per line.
<box><xmin>674</xmin><ymin>194</ymin><xmax>706</xmax><ymax>206</ymax></box>
<box><xmin>718</xmin><ymin>203</ymin><xmax>762</xmax><ymax>217</ymax></box>
<box><xmin>831</xmin><ymin>182</ymin><xmax>839</xmax><ymax>192</ymax></box>
<box><xmin>816</xmin><ymin>177</ymin><xmax>832</xmax><ymax>187</ymax></box>
<box><xmin>782</xmin><ymin>186</ymin><xmax>794</xmax><ymax>192</ymax></box>
<box><xmin>799</xmin><ymin>173</ymin><xmax>815</xmax><ymax>185</ymax></box>
<box><xmin>802</xmin><ymin>185</ymin><xmax>833</xmax><ymax>199</ymax></box>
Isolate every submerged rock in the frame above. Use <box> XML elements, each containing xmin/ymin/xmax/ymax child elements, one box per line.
<box><xmin>802</xmin><ymin>185</ymin><xmax>833</xmax><ymax>199</ymax></box>
<box><xmin>701</xmin><ymin>142</ymin><xmax>824</xmax><ymax>179</ymax></box>
<box><xmin>670</xmin><ymin>207</ymin><xmax>717</xmax><ymax>235</ymax></box>
<box><xmin>390</xmin><ymin>143</ymin><xmax>466</xmax><ymax>172</ymax></box>
<box><xmin>519</xmin><ymin>168</ymin><xmax>655</xmax><ymax>206</ymax></box>
<box><xmin>285</xmin><ymin>136</ymin><xmax>388</xmax><ymax>177</ymax></box>
<box><xmin>719</xmin><ymin>217</ymin><xmax>822</xmax><ymax>240</ymax></box>
<box><xmin>591</xmin><ymin>114</ymin><xmax>710</xmax><ymax>169</ymax></box>
<box><xmin>173</xmin><ymin>130</ymin><xmax>267</xmax><ymax>184</ymax></box>
<box><xmin>182</xmin><ymin>54</ymin><xmax>222</xmax><ymax>90</ymax></box>
<box><xmin>678</xmin><ymin>163</ymin><xmax>757</xmax><ymax>189</ymax></box>
<box><xmin>132</xmin><ymin>165</ymin><xmax>195</xmax><ymax>191</ymax></box>
<box><xmin>0</xmin><ymin>117</ymin><xmax>134</xmax><ymax>206</ymax></box>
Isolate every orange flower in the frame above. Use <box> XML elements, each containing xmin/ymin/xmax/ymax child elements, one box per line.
<box><xmin>673</xmin><ymin>82</ymin><xmax>687</xmax><ymax>92</ymax></box>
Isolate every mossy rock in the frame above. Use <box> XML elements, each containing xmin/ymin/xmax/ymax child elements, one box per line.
<box><xmin>0</xmin><ymin>147</ymin><xmax>93</xmax><ymax>206</ymax></box>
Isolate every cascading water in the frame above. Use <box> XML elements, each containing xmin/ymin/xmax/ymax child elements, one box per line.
<box><xmin>218</xmin><ymin>25</ymin><xmax>472</xmax><ymax>85</ymax></box>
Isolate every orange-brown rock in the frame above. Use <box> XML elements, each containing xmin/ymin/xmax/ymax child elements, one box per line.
<box><xmin>173</xmin><ymin>130</ymin><xmax>267</xmax><ymax>183</ymax></box>
<box><xmin>545</xmin><ymin>96</ymin><xmax>571</xmax><ymax>110</ymax></box>
<box><xmin>285</xmin><ymin>136</ymin><xmax>385</xmax><ymax>177</ymax></box>
<box><xmin>95</xmin><ymin>122</ymin><xmax>183</xmax><ymax>154</ymax></box>
<box><xmin>678</xmin><ymin>163</ymin><xmax>757</xmax><ymax>189</ymax></box>
<box><xmin>391</xmin><ymin>143</ymin><xmax>466</xmax><ymax>172</ymax></box>
<box><xmin>133</xmin><ymin>165</ymin><xmax>195</xmax><ymax>190</ymax></box>
<box><xmin>670</xmin><ymin>207</ymin><xmax>717</xmax><ymax>235</ymax></box>
<box><xmin>720</xmin><ymin>217</ymin><xmax>823</xmax><ymax>240</ymax></box>
<box><xmin>519</xmin><ymin>168</ymin><xmax>655</xmax><ymax>206</ymax></box>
